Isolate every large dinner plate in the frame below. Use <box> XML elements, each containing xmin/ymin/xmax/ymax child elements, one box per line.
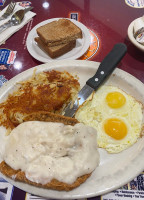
<box><xmin>26</xmin><ymin>18</ymin><xmax>91</xmax><ymax>63</ymax></box>
<box><xmin>0</xmin><ymin>60</ymin><xmax>144</xmax><ymax>199</ymax></box>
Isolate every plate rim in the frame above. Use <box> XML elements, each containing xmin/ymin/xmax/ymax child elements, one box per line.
<box><xmin>26</xmin><ymin>18</ymin><xmax>91</xmax><ymax>63</ymax></box>
<box><xmin>0</xmin><ymin>59</ymin><xmax>144</xmax><ymax>199</ymax></box>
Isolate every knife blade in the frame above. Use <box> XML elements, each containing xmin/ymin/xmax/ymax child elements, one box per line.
<box><xmin>64</xmin><ymin>43</ymin><xmax>127</xmax><ymax>117</ymax></box>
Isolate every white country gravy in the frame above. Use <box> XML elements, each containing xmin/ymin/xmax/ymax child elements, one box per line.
<box><xmin>3</xmin><ymin>121</ymin><xmax>99</xmax><ymax>184</ymax></box>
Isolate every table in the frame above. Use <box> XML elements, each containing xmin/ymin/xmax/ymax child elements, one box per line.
<box><xmin>0</xmin><ymin>0</ymin><xmax>144</xmax><ymax>200</ymax></box>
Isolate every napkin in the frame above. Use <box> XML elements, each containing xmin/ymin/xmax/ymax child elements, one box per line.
<box><xmin>0</xmin><ymin>2</ymin><xmax>36</xmax><ymax>45</ymax></box>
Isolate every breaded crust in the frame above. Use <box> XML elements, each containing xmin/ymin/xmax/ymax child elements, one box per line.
<box><xmin>0</xmin><ymin>161</ymin><xmax>91</xmax><ymax>191</ymax></box>
<box><xmin>0</xmin><ymin>112</ymin><xmax>91</xmax><ymax>191</ymax></box>
<box><xmin>10</xmin><ymin>111</ymin><xmax>79</xmax><ymax>126</ymax></box>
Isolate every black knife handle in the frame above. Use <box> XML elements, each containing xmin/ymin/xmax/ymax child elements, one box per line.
<box><xmin>86</xmin><ymin>43</ymin><xmax>127</xmax><ymax>89</ymax></box>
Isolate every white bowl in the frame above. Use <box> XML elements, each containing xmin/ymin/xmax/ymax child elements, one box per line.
<box><xmin>128</xmin><ymin>17</ymin><xmax>144</xmax><ymax>52</ymax></box>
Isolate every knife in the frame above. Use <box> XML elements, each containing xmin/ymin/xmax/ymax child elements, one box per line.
<box><xmin>64</xmin><ymin>43</ymin><xmax>127</xmax><ymax>117</ymax></box>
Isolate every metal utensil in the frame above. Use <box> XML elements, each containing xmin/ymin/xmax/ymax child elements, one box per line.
<box><xmin>0</xmin><ymin>6</ymin><xmax>33</xmax><ymax>33</ymax></box>
<box><xmin>0</xmin><ymin>1</ymin><xmax>16</xmax><ymax>20</ymax></box>
<box><xmin>64</xmin><ymin>43</ymin><xmax>127</xmax><ymax>117</ymax></box>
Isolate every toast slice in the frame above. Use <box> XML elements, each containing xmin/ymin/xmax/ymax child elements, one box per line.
<box><xmin>0</xmin><ymin>112</ymin><xmax>92</xmax><ymax>191</ymax></box>
<box><xmin>35</xmin><ymin>37</ymin><xmax>76</xmax><ymax>58</ymax></box>
<box><xmin>36</xmin><ymin>19</ymin><xmax>82</xmax><ymax>46</ymax></box>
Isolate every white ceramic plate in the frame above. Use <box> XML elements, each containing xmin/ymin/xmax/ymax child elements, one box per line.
<box><xmin>0</xmin><ymin>60</ymin><xmax>144</xmax><ymax>199</ymax></box>
<box><xmin>26</xmin><ymin>18</ymin><xmax>91</xmax><ymax>63</ymax></box>
<box><xmin>128</xmin><ymin>17</ymin><xmax>144</xmax><ymax>52</ymax></box>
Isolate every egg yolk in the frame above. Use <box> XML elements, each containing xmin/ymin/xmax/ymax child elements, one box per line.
<box><xmin>106</xmin><ymin>92</ymin><xmax>126</xmax><ymax>108</ymax></box>
<box><xmin>104</xmin><ymin>118</ymin><xmax>127</xmax><ymax>140</ymax></box>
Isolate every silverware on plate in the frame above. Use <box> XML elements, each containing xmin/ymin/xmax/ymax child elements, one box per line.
<box><xmin>0</xmin><ymin>1</ymin><xmax>16</xmax><ymax>20</ymax></box>
<box><xmin>0</xmin><ymin>6</ymin><xmax>33</xmax><ymax>33</ymax></box>
<box><xmin>64</xmin><ymin>43</ymin><xmax>127</xmax><ymax>117</ymax></box>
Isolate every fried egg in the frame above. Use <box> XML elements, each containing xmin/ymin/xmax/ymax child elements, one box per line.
<box><xmin>75</xmin><ymin>85</ymin><xmax>144</xmax><ymax>153</ymax></box>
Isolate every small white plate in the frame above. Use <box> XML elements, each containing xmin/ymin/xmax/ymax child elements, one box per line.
<box><xmin>128</xmin><ymin>17</ymin><xmax>144</xmax><ymax>52</ymax></box>
<box><xmin>26</xmin><ymin>18</ymin><xmax>91</xmax><ymax>62</ymax></box>
<box><xmin>0</xmin><ymin>60</ymin><xmax>144</xmax><ymax>199</ymax></box>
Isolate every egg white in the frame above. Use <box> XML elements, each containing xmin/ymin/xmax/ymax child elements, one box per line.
<box><xmin>75</xmin><ymin>85</ymin><xmax>143</xmax><ymax>153</ymax></box>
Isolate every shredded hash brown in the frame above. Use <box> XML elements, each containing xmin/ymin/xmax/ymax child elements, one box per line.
<box><xmin>0</xmin><ymin>70</ymin><xmax>80</xmax><ymax>132</ymax></box>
